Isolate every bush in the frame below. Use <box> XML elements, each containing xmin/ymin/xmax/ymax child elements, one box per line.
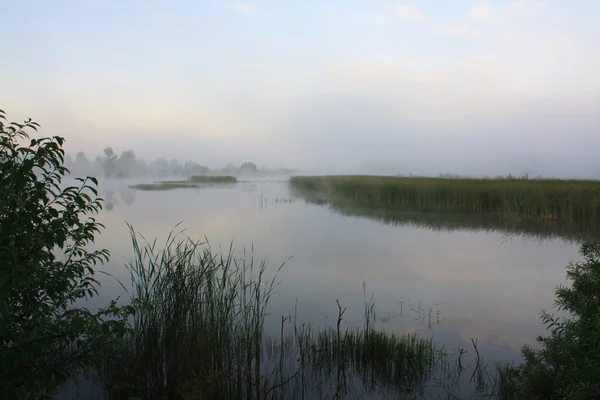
<box><xmin>517</xmin><ymin>241</ymin><xmax>600</xmax><ymax>399</ymax></box>
<box><xmin>0</xmin><ymin>110</ymin><xmax>131</xmax><ymax>398</ymax></box>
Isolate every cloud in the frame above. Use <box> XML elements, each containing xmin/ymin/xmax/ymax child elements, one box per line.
<box><xmin>468</xmin><ymin>0</ymin><xmax>495</xmax><ymax>22</ymax></box>
<box><xmin>394</xmin><ymin>0</ymin><xmax>547</xmax><ymax>41</ymax></box>
<box><xmin>504</xmin><ymin>0</ymin><xmax>545</xmax><ymax>18</ymax></box>
<box><xmin>466</xmin><ymin>0</ymin><xmax>545</xmax><ymax>24</ymax></box>
<box><xmin>397</xmin><ymin>4</ymin><xmax>479</xmax><ymax>39</ymax></box>
<box><xmin>228</xmin><ymin>3</ymin><xmax>253</xmax><ymax>14</ymax></box>
<box><xmin>396</xmin><ymin>5</ymin><xmax>430</xmax><ymax>25</ymax></box>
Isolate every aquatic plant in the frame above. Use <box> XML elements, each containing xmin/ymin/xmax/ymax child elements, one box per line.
<box><xmin>130</xmin><ymin>176</ymin><xmax>238</xmax><ymax>191</ymax></box>
<box><xmin>129</xmin><ymin>181</ymin><xmax>199</xmax><ymax>191</ymax></box>
<box><xmin>189</xmin><ymin>175</ymin><xmax>237</xmax><ymax>183</ymax></box>
<box><xmin>290</xmin><ymin>175</ymin><xmax>600</xmax><ymax>223</ymax></box>
<box><xmin>98</xmin><ymin>225</ymin><xmax>286</xmax><ymax>399</ymax></box>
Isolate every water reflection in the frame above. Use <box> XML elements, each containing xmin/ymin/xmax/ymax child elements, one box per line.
<box><xmin>290</xmin><ymin>188</ymin><xmax>600</xmax><ymax>244</ymax></box>
<box><xmin>104</xmin><ymin>189</ymin><xmax>117</xmax><ymax>211</ymax></box>
<box><xmin>119</xmin><ymin>186</ymin><xmax>136</xmax><ymax>206</ymax></box>
<box><xmin>89</xmin><ymin>180</ymin><xmax>579</xmax><ymax>372</ymax></box>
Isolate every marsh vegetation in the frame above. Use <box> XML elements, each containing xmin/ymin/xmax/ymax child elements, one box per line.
<box><xmin>129</xmin><ymin>175</ymin><xmax>238</xmax><ymax>191</ymax></box>
<box><xmin>4</xmin><ymin>111</ymin><xmax>600</xmax><ymax>400</ymax></box>
<box><xmin>290</xmin><ymin>175</ymin><xmax>600</xmax><ymax>223</ymax></box>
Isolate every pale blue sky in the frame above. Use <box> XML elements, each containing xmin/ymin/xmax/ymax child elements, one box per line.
<box><xmin>1</xmin><ymin>0</ymin><xmax>599</xmax><ymax>175</ymax></box>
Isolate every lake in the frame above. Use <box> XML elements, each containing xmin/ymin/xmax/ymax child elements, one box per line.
<box><xmin>88</xmin><ymin>177</ymin><xmax>580</xmax><ymax>370</ymax></box>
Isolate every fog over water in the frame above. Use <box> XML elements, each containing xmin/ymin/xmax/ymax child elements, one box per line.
<box><xmin>4</xmin><ymin>2</ymin><xmax>600</xmax><ymax>399</ymax></box>
<box><xmin>2</xmin><ymin>0</ymin><xmax>599</xmax><ymax>178</ymax></box>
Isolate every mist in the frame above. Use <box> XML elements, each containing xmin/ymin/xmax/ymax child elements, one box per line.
<box><xmin>1</xmin><ymin>0</ymin><xmax>599</xmax><ymax>178</ymax></box>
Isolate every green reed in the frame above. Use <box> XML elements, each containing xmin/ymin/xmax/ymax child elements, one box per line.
<box><xmin>129</xmin><ymin>181</ymin><xmax>199</xmax><ymax>191</ymax></box>
<box><xmin>190</xmin><ymin>175</ymin><xmax>237</xmax><ymax>183</ymax></box>
<box><xmin>130</xmin><ymin>176</ymin><xmax>237</xmax><ymax>191</ymax></box>
<box><xmin>98</xmin><ymin>224</ymin><xmax>284</xmax><ymax>399</ymax></box>
<box><xmin>290</xmin><ymin>175</ymin><xmax>600</xmax><ymax>223</ymax></box>
<box><xmin>95</xmin><ymin>225</ymin><xmax>520</xmax><ymax>399</ymax></box>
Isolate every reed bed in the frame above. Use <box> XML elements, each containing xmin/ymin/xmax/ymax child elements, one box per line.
<box><xmin>129</xmin><ymin>181</ymin><xmax>199</xmax><ymax>191</ymax></box>
<box><xmin>94</xmin><ymin>226</ymin><xmax>521</xmax><ymax>399</ymax></box>
<box><xmin>190</xmin><ymin>175</ymin><xmax>237</xmax><ymax>183</ymax></box>
<box><xmin>304</xmin><ymin>200</ymin><xmax>600</xmax><ymax>243</ymax></box>
<box><xmin>290</xmin><ymin>175</ymin><xmax>600</xmax><ymax>223</ymax></box>
<box><xmin>98</xmin><ymin>224</ymin><xmax>284</xmax><ymax>399</ymax></box>
<box><xmin>130</xmin><ymin>176</ymin><xmax>237</xmax><ymax>191</ymax></box>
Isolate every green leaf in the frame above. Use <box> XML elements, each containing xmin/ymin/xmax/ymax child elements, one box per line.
<box><xmin>0</xmin><ymin>270</ymin><xmax>10</xmax><ymax>288</ymax></box>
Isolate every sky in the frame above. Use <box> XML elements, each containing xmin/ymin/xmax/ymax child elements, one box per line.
<box><xmin>1</xmin><ymin>0</ymin><xmax>599</xmax><ymax>176</ymax></box>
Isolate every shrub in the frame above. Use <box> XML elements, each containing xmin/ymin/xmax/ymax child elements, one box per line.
<box><xmin>517</xmin><ymin>241</ymin><xmax>600</xmax><ymax>399</ymax></box>
<box><xmin>0</xmin><ymin>110</ymin><xmax>131</xmax><ymax>398</ymax></box>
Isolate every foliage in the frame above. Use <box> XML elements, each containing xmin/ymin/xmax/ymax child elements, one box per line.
<box><xmin>516</xmin><ymin>241</ymin><xmax>600</xmax><ymax>399</ymax></box>
<box><xmin>98</xmin><ymin>225</ymin><xmax>285</xmax><ymax>399</ymax></box>
<box><xmin>289</xmin><ymin>175</ymin><xmax>600</xmax><ymax>223</ymax></box>
<box><xmin>240</xmin><ymin>162</ymin><xmax>258</xmax><ymax>174</ymax></box>
<box><xmin>116</xmin><ymin>150</ymin><xmax>136</xmax><ymax>179</ymax></box>
<box><xmin>103</xmin><ymin>147</ymin><xmax>117</xmax><ymax>179</ymax></box>
<box><xmin>189</xmin><ymin>175</ymin><xmax>237</xmax><ymax>183</ymax></box>
<box><xmin>0</xmin><ymin>110</ymin><xmax>132</xmax><ymax>398</ymax></box>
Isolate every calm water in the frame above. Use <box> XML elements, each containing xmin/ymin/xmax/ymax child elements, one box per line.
<box><xmin>88</xmin><ymin>178</ymin><xmax>580</xmax><ymax>366</ymax></box>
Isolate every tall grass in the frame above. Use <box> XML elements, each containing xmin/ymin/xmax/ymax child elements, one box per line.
<box><xmin>293</xmin><ymin>198</ymin><xmax>600</xmax><ymax>243</ymax></box>
<box><xmin>99</xmin><ymin>224</ymin><xmax>284</xmax><ymax>399</ymax></box>
<box><xmin>190</xmin><ymin>175</ymin><xmax>237</xmax><ymax>183</ymax></box>
<box><xmin>94</xmin><ymin>226</ymin><xmax>521</xmax><ymax>399</ymax></box>
<box><xmin>130</xmin><ymin>176</ymin><xmax>237</xmax><ymax>191</ymax></box>
<box><xmin>290</xmin><ymin>175</ymin><xmax>600</xmax><ymax>223</ymax></box>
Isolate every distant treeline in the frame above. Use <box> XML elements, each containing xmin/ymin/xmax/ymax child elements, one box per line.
<box><xmin>65</xmin><ymin>147</ymin><xmax>294</xmax><ymax>180</ymax></box>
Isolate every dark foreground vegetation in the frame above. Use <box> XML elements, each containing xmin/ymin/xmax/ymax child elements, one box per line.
<box><xmin>2</xmin><ymin>110</ymin><xmax>600</xmax><ymax>399</ymax></box>
<box><xmin>130</xmin><ymin>175</ymin><xmax>237</xmax><ymax>191</ymax></box>
<box><xmin>290</xmin><ymin>175</ymin><xmax>600</xmax><ymax>223</ymax></box>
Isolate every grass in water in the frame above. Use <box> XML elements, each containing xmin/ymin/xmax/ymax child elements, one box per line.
<box><xmin>190</xmin><ymin>175</ymin><xmax>237</xmax><ymax>183</ymax></box>
<box><xmin>130</xmin><ymin>176</ymin><xmax>237</xmax><ymax>191</ymax></box>
<box><xmin>129</xmin><ymin>181</ymin><xmax>199</xmax><ymax>191</ymax></box>
<box><xmin>97</xmin><ymin>224</ymin><xmax>285</xmax><ymax>399</ymax></box>
<box><xmin>293</xmin><ymin>199</ymin><xmax>600</xmax><ymax>243</ymax></box>
<box><xmin>289</xmin><ymin>175</ymin><xmax>600</xmax><ymax>223</ymax></box>
<box><xmin>95</xmin><ymin>228</ymin><xmax>471</xmax><ymax>399</ymax></box>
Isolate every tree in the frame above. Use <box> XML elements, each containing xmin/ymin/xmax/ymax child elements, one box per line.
<box><xmin>0</xmin><ymin>110</ymin><xmax>132</xmax><ymax>398</ymax></box>
<box><xmin>151</xmin><ymin>157</ymin><xmax>169</xmax><ymax>177</ymax></box>
<box><xmin>240</xmin><ymin>162</ymin><xmax>258</xmax><ymax>175</ymax></box>
<box><xmin>116</xmin><ymin>150</ymin><xmax>136</xmax><ymax>179</ymax></box>
<box><xmin>74</xmin><ymin>151</ymin><xmax>91</xmax><ymax>176</ymax></box>
<box><xmin>516</xmin><ymin>241</ymin><xmax>600</xmax><ymax>399</ymax></box>
<box><xmin>103</xmin><ymin>147</ymin><xmax>117</xmax><ymax>179</ymax></box>
<box><xmin>168</xmin><ymin>159</ymin><xmax>183</xmax><ymax>176</ymax></box>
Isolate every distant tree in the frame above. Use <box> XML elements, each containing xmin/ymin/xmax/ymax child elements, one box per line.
<box><xmin>64</xmin><ymin>154</ymin><xmax>74</xmax><ymax>170</ymax></box>
<box><xmin>93</xmin><ymin>156</ymin><xmax>104</xmax><ymax>175</ymax></box>
<box><xmin>116</xmin><ymin>150</ymin><xmax>136</xmax><ymax>179</ymax></box>
<box><xmin>224</xmin><ymin>162</ymin><xmax>236</xmax><ymax>172</ymax></box>
<box><xmin>152</xmin><ymin>158</ymin><xmax>169</xmax><ymax>177</ymax></box>
<box><xmin>168</xmin><ymin>159</ymin><xmax>183</xmax><ymax>176</ymax></box>
<box><xmin>103</xmin><ymin>147</ymin><xmax>117</xmax><ymax>179</ymax></box>
<box><xmin>75</xmin><ymin>151</ymin><xmax>91</xmax><ymax>176</ymax></box>
<box><xmin>184</xmin><ymin>161</ymin><xmax>211</xmax><ymax>177</ymax></box>
<box><xmin>132</xmin><ymin>158</ymin><xmax>149</xmax><ymax>177</ymax></box>
<box><xmin>240</xmin><ymin>162</ymin><xmax>258</xmax><ymax>174</ymax></box>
